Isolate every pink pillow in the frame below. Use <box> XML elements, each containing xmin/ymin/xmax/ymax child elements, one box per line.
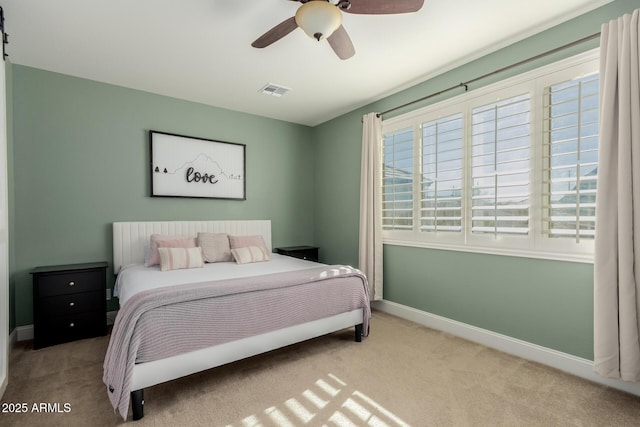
<box><xmin>145</xmin><ymin>234</ymin><xmax>196</xmax><ymax>267</ymax></box>
<box><xmin>228</xmin><ymin>235</ymin><xmax>267</xmax><ymax>251</ymax></box>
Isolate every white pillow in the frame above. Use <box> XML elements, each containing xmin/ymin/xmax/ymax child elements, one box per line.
<box><xmin>231</xmin><ymin>246</ymin><xmax>270</xmax><ymax>264</ymax></box>
<box><xmin>197</xmin><ymin>232</ymin><xmax>232</xmax><ymax>263</ymax></box>
<box><xmin>158</xmin><ymin>247</ymin><xmax>204</xmax><ymax>271</ymax></box>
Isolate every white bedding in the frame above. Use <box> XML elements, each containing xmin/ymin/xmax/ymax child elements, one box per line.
<box><xmin>115</xmin><ymin>253</ymin><xmax>323</xmax><ymax>306</ymax></box>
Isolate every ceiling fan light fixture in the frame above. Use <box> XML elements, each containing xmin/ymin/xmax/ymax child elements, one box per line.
<box><xmin>295</xmin><ymin>0</ymin><xmax>342</xmax><ymax>42</ymax></box>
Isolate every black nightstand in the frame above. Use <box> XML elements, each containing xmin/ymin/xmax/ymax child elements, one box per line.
<box><xmin>275</xmin><ymin>246</ymin><xmax>319</xmax><ymax>262</ymax></box>
<box><xmin>31</xmin><ymin>261</ymin><xmax>108</xmax><ymax>349</ymax></box>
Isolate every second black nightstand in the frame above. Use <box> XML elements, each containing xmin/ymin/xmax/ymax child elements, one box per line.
<box><xmin>275</xmin><ymin>246</ymin><xmax>319</xmax><ymax>262</ymax></box>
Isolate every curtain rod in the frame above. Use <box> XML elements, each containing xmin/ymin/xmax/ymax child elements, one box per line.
<box><xmin>376</xmin><ymin>31</ymin><xmax>601</xmax><ymax>119</ymax></box>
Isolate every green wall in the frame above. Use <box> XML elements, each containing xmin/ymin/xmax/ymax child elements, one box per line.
<box><xmin>383</xmin><ymin>246</ymin><xmax>594</xmax><ymax>358</ymax></box>
<box><xmin>10</xmin><ymin>66</ymin><xmax>316</xmax><ymax>327</ymax></box>
<box><xmin>314</xmin><ymin>0</ymin><xmax>639</xmax><ymax>360</ymax></box>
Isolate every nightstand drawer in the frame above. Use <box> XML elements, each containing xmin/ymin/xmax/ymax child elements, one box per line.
<box><xmin>37</xmin><ymin>291</ymin><xmax>104</xmax><ymax>317</ymax></box>
<box><xmin>36</xmin><ymin>270</ymin><xmax>103</xmax><ymax>297</ymax></box>
<box><xmin>34</xmin><ymin>312</ymin><xmax>106</xmax><ymax>348</ymax></box>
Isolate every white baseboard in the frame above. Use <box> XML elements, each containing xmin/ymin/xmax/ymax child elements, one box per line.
<box><xmin>372</xmin><ymin>299</ymin><xmax>640</xmax><ymax>397</ymax></box>
<box><xmin>15</xmin><ymin>325</ymin><xmax>33</xmax><ymax>342</ymax></box>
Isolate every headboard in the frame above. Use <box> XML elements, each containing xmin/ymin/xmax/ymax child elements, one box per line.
<box><xmin>113</xmin><ymin>220</ymin><xmax>272</xmax><ymax>273</ymax></box>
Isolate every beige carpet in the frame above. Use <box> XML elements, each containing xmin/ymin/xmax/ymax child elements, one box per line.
<box><xmin>1</xmin><ymin>310</ymin><xmax>639</xmax><ymax>426</ymax></box>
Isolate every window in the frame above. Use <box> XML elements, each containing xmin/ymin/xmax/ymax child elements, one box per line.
<box><xmin>381</xmin><ymin>50</ymin><xmax>599</xmax><ymax>262</ymax></box>
<box><xmin>382</xmin><ymin>127</ymin><xmax>414</xmax><ymax>231</ymax></box>
<box><xmin>421</xmin><ymin>113</ymin><xmax>464</xmax><ymax>233</ymax></box>
<box><xmin>543</xmin><ymin>74</ymin><xmax>599</xmax><ymax>241</ymax></box>
<box><xmin>471</xmin><ymin>94</ymin><xmax>531</xmax><ymax>237</ymax></box>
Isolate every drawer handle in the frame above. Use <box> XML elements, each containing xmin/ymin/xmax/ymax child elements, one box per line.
<box><xmin>69</xmin><ymin>302</ymin><xmax>75</xmax><ymax>307</ymax></box>
<box><xmin>69</xmin><ymin>322</ymin><xmax>75</xmax><ymax>328</ymax></box>
<box><xmin>68</xmin><ymin>281</ymin><xmax>75</xmax><ymax>287</ymax></box>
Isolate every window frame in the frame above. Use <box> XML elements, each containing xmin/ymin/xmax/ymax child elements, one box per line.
<box><xmin>381</xmin><ymin>49</ymin><xmax>599</xmax><ymax>263</ymax></box>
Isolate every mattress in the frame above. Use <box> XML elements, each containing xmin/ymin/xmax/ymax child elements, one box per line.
<box><xmin>115</xmin><ymin>253</ymin><xmax>322</xmax><ymax>305</ymax></box>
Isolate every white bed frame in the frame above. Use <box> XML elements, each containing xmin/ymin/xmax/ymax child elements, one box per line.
<box><xmin>112</xmin><ymin>220</ymin><xmax>364</xmax><ymax>421</ymax></box>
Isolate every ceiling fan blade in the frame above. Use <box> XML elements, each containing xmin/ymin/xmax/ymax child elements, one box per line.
<box><xmin>251</xmin><ymin>16</ymin><xmax>298</xmax><ymax>48</ymax></box>
<box><xmin>343</xmin><ymin>0</ymin><xmax>424</xmax><ymax>14</ymax></box>
<box><xmin>327</xmin><ymin>25</ymin><xmax>355</xmax><ymax>60</ymax></box>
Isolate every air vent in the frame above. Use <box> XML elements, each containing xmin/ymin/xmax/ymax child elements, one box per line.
<box><xmin>259</xmin><ymin>83</ymin><xmax>291</xmax><ymax>97</ymax></box>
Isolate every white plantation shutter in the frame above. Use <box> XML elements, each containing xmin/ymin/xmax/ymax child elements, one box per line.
<box><xmin>420</xmin><ymin>113</ymin><xmax>464</xmax><ymax>233</ymax></box>
<box><xmin>382</xmin><ymin>127</ymin><xmax>414</xmax><ymax>230</ymax></box>
<box><xmin>542</xmin><ymin>74</ymin><xmax>599</xmax><ymax>241</ymax></box>
<box><xmin>380</xmin><ymin>50</ymin><xmax>599</xmax><ymax>261</ymax></box>
<box><xmin>471</xmin><ymin>94</ymin><xmax>531</xmax><ymax>236</ymax></box>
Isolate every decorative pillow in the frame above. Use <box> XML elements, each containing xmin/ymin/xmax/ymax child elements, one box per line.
<box><xmin>231</xmin><ymin>246</ymin><xmax>270</xmax><ymax>264</ymax></box>
<box><xmin>145</xmin><ymin>235</ymin><xmax>197</xmax><ymax>267</ymax></box>
<box><xmin>158</xmin><ymin>247</ymin><xmax>204</xmax><ymax>271</ymax></box>
<box><xmin>197</xmin><ymin>232</ymin><xmax>232</xmax><ymax>263</ymax></box>
<box><xmin>228</xmin><ymin>235</ymin><xmax>268</xmax><ymax>251</ymax></box>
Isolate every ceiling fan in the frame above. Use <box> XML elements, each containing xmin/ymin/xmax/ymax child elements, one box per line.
<box><xmin>251</xmin><ymin>0</ymin><xmax>425</xmax><ymax>60</ymax></box>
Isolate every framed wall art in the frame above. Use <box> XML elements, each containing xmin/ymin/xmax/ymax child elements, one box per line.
<box><xmin>150</xmin><ymin>131</ymin><xmax>246</xmax><ymax>200</ymax></box>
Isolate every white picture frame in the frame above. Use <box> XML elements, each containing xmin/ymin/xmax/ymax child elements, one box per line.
<box><xmin>150</xmin><ymin>131</ymin><xmax>246</xmax><ymax>200</ymax></box>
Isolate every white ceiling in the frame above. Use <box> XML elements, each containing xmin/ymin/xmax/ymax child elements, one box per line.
<box><xmin>2</xmin><ymin>0</ymin><xmax>611</xmax><ymax>126</ymax></box>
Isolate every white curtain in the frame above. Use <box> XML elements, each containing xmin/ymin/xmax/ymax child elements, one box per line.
<box><xmin>594</xmin><ymin>9</ymin><xmax>640</xmax><ymax>382</ymax></box>
<box><xmin>359</xmin><ymin>113</ymin><xmax>383</xmax><ymax>300</ymax></box>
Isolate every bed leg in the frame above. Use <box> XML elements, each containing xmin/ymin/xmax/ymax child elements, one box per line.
<box><xmin>131</xmin><ymin>389</ymin><xmax>144</xmax><ymax>421</ymax></box>
<box><xmin>355</xmin><ymin>323</ymin><xmax>363</xmax><ymax>342</ymax></box>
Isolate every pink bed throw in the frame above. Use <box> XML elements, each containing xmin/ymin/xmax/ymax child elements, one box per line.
<box><xmin>103</xmin><ymin>265</ymin><xmax>370</xmax><ymax>420</ymax></box>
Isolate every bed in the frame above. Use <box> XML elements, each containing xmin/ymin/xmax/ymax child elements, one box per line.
<box><xmin>103</xmin><ymin>220</ymin><xmax>371</xmax><ymax>421</ymax></box>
